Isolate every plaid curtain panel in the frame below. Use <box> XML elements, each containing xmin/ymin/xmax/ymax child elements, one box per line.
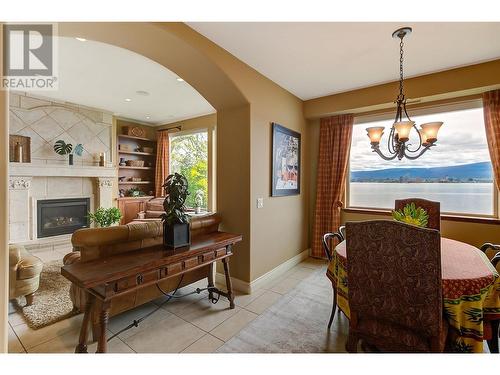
<box><xmin>483</xmin><ymin>89</ymin><xmax>500</xmax><ymax>192</ymax></box>
<box><xmin>155</xmin><ymin>130</ymin><xmax>170</xmax><ymax>197</ymax></box>
<box><xmin>311</xmin><ymin>114</ymin><xmax>353</xmax><ymax>258</ymax></box>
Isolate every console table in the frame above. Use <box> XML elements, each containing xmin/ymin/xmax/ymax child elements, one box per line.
<box><xmin>61</xmin><ymin>231</ymin><xmax>242</xmax><ymax>353</ymax></box>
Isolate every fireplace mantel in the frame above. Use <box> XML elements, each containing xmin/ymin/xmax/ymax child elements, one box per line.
<box><xmin>9</xmin><ymin>163</ymin><xmax>117</xmax><ymax>178</ymax></box>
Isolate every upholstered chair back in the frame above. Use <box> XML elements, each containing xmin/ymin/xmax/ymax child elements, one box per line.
<box><xmin>346</xmin><ymin>220</ymin><xmax>443</xmax><ymax>351</ymax></box>
<box><xmin>395</xmin><ymin>198</ymin><xmax>441</xmax><ymax>231</ymax></box>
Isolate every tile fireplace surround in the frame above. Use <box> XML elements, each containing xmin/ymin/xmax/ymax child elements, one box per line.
<box><xmin>9</xmin><ymin>163</ymin><xmax>117</xmax><ymax>253</ymax></box>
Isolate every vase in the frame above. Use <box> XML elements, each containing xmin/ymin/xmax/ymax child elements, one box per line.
<box><xmin>163</xmin><ymin>222</ymin><xmax>190</xmax><ymax>249</ymax></box>
<box><xmin>68</xmin><ymin>154</ymin><xmax>74</xmax><ymax>165</ymax></box>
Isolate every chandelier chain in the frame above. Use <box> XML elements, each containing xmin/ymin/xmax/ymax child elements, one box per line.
<box><xmin>398</xmin><ymin>35</ymin><xmax>404</xmax><ymax>99</ymax></box>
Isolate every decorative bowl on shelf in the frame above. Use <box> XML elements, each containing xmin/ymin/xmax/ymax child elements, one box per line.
<box><xmin>125</xmin><ymin>160</ymin><xmax>145</xmax><ymax>167</ymax></box>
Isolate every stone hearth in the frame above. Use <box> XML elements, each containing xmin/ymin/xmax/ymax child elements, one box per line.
<box><xmin>9</xmin><ymin>163</ymin><xmax>117</xmax><ymax>252</ymax></box>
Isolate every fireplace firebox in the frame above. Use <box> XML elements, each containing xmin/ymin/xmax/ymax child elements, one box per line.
<box><xmin>37</xmin><ymin>198</ymin><xmax>90</xmax><ymax>238</ymax></box>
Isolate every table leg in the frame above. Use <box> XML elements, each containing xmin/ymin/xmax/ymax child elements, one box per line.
<box><xmin>96</xmin><ymin>302</ymin><xmax>110</xmax><ymax>353</ymax></box>
<box><xmin>222</xmin><ymin>257</ymin><xmax>235</xmax><ymax>309</ymax></box>
<box><xmin>207</xmin><ymin>262</ymin><xmax>215</xmax><ymax>301</ymax></box>
<box><xmin>487</xmin><ymin>320</ymin><xmax>499</xmax><ymax>354</ymax></box>
<box><xmin>75</xmin><ymin>293</ymin><xmax>95</xmax><ymax>353</ymax></box>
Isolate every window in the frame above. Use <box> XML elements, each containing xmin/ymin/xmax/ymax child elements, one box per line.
<box><xmin>348</xmin><ymin>101</ymin><xmax>496</xmax><ymax>217</ymax></box>
<box><xmin>169</xmin><ymin>130</ymin><xmax>209</xmax><ymax>209</ymax></box>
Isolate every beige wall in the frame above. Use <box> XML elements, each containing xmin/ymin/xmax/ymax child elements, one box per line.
<box><xmin>164</xmin><ymin>24</ymin><xmax>310</xmax><ymax>282</ymax></box>
<box><xmin>0</xmin><ymin>24</ymin><xmax>9</xmax><ymax>352</ymax></box>
<box><xmin>306</xmin><ymin>61</ymin><xmax>500</xmax><ymax>250</ymax></box>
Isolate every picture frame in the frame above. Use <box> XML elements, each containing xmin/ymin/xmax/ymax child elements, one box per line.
<box><xmin>271</xmin><ymin>123</ymin><xmax>301</xmax><ymax>197</ymax></box>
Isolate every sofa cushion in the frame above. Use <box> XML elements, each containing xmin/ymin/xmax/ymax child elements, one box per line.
<box><xmin>17</xmin><ymin>255</ymin><xmax>43</xmax><ymax>280</ymax></box>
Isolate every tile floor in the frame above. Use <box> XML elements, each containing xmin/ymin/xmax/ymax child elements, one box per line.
<box><xmin>8</xmin><ymin>254</ymin><xmax>336</xmax><ymax>353</ymax></box>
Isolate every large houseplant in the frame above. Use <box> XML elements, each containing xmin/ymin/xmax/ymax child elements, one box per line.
<box><xmin>161</xmin><ymin>173</ymin><xmax>191</xmax><ymax>248</ymax></box>
<box><xmin>88</xmin><ymin>207</ymin><xmax>122</xmax><ymax>227</ymax></box>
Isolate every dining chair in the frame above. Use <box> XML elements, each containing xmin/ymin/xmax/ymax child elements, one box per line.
<box><xmin>394</xmin><ymin>198</ymin><xmax>441</xmax><ymax>231</ymax></box>
<box><xmin>323</xmin><ymin>230</ymin><xmax>343</xmax><ymax>329</ymax></box>
<box><xmin>480</xmin><ymin>243</ymin><xmax>500</xmax><ymax>353</ymax></box>
<box><xmin>345</xmin><ymin>220</ymin><xmax>448</xmax><ymax>352</ymax></box>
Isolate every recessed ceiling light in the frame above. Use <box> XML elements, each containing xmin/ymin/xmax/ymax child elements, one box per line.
<box><xmin>75</xmin><ymin>37</ymin><xmax>87</xmax><ymax>42</ymax></box>
<box><xmin>146</xmin><ymin>115</ymin><xmax>151</xmax><ymax>120</ymax></box>
<box><xmin>124</xmin><ymin>98</ymin><xmax>132</xmax><ymax>102</ymax></box>
<box><xmin>136</xmin><ymin>90</ymin><xmax>150</xmax><ymax>96</ymax></box>
<box><xmin>176</xmin><ymin>78</ymin><xmax>184</xmax><ymax>82</ymax></box>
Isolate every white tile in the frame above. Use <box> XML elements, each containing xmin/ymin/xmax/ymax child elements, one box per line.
<box><xmin>182</xmin><ymin>334</ymin><xmax>224</xmax><ymax>353</ymax></box>
<box><xmin>244</xmin><ymin>291</ymin><xmax>282</xmax><ymax>315</ymax></box>
<box><xmin>232</xmin><ymin>288</ymin><xmax>267</xmax><ymax>307</ymax></box>
<box><xmin>78</xmin><ymin>108</ymin><xmax>103</xmax><ymax>123</ymax></box>
<box><xmin>14</xmin><ymin>314</ymin><xmax>84</xmax><ymax>349</ymax></box>
<box><xmin>124</xmin><ymin>314</ymin><xmax>205</xmax><ymax>353</ymax></box>
<box><xmin>9</xmin><ymin>92</ymin><xmax>21</xmax><ymax>107</ymax></box>
<box><xmin>9</xmin><ymin>111</ymin><xmax>26</xmax><ymax>134</ymax></box>
<box><xmin>9</xmin><ymin>311</ymin><xmax>26</xmax><ymax>327</ymax></box>
<box><xmin>12</xmin><ymin>108</ymin><xmax>47</xmax><ymax>125</ymax></box>
<box><xmin>28</xmin><ymin>329</ymin><xmax>133</xmax><ymax>353</ymax></box>
<box><xmin>47</xmin><ymin>177</ymin><xmax>83</xmax><ymax>197</ymax></box>
<box><xmin>30</xmin><ymin>115</ymin><xmax>64</xmax><ymax>142</ymax></box>
<box><xmin>48</xmin><ymin>108</ymin><xmax>82</xmax><ymax>130</ymax></box>
<box><xmin>211</xmin><ymin>309</ymin><xmax>258</xmax><ymax>342</ymax></box>
<box><xmin>269</xmin><ymin>276</ymin><xmax>302</xmax><ymax>295</ymax></box>
<box><xmin>67</xmin><ymin>121</ymin><xmax>95</xmax><ymax>146</ymax></box>
<box><xmin>102</xmin><ymin>113</ymin><xmax>113</xmax><ymax>124</ymax></box>
<box><xmin>17</xmin><ymin>126</ymin><xmax>45</xmax><ymax>153</ymax></box>
<box><xmin>179</xmin><ymin>298</ymin><xmax>241</xmax><ymax>332</ymax></box>
<box><xmin>8</xmin><ymin>325</ymin><xmax>25</xmax><ymax>353</ymax></box>
<box><xmin>82</xmin><ymin>118</ymin><xmax>107</xmax><ymax>135</ymax></box>
<box><xmin>20</xmin><ymin>95</ymin><xmax>51</xmax><ymax>109</ymax></box>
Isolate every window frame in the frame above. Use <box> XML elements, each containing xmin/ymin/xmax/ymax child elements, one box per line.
<box><xmin>168</xmin><ymin>127</ymin><xmax>213</xmax><ymax>211</ymax></box>
<box><xmin>345</xmin><ymin>98</ymin><xmax>499</xmax><ymax>220</ymax></box>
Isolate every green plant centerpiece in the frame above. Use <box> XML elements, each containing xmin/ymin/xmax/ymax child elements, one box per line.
<box><xmin>161</xmin><ymin>173</ymin><xmax>191</xmax><ymax>248</ymax></box>
<box><xmin>392</xmin><ymin>203</ymin><xmax>429</xmax><ymax>228</ymax></box>
<box><xmin>53</xmin><ymin>140</ymin><xmax>84</xmax><ymax>165</ymax></box>
<box><xmin>87</xmin><ymin>207</ymin><xmax>122</xmax><ymax>227</ymax></box>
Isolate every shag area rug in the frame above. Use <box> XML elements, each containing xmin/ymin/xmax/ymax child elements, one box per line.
<box><xmin>16</xmin><ymin>260</ymin><xmax>77</xmax><ymax>329</ymax></box>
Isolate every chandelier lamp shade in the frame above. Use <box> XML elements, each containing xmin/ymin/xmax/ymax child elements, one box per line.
<box><xmin>366</xmin><ymin>27</ymin><xmax>443</xmax><ymax>160</ymax></box>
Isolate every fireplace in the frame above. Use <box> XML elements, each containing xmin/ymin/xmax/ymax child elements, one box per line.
<box><xmin>37</xmin><ymin>198</ymin><xmax>90</xmax><ymax>238</ymax></box>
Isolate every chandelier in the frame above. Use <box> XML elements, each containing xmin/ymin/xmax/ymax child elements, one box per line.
<box><xmin>366</xmin><ymin>27</ymin><xmax>443</xmax><ymax>160</ymax></box>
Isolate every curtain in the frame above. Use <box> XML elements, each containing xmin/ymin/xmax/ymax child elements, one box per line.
<box><xmin>155</xmin><ymin>130</ymin><xmax>170</xmax><ymax>197</ymax></box>
<box><xmin>483</xmin><ymin>89</ymin><xmax>500</xmax><ymax>192</ymax></box>
<box><xmin>311</xmin><ymin>114</ymin><xmax>354</xmax><ymax>258</ymax></box>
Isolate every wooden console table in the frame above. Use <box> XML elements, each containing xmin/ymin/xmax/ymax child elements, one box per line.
<box><xmin>61</xmin><ymin>231</ymin><xmax>242</xmax><ymax>353</ymax></box>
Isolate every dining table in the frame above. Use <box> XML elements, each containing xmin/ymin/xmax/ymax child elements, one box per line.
<box><xmin>327</xmin><ymin>237</ymin><xmax>500</xmax><ymax>353</ymax></box>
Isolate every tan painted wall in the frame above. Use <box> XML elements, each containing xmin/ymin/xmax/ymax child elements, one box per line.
<box><xmin>165</xmin><ymin>24</ymin><xmax>309</xmax><ymax>281</ymax></box>
<box><xmin>306</xmin><ymin>62</ymin><xmax>500</xmax><ymax>250</ymax></box>
<box><xmin>0</xmin><ymin>24</ymin><xmax>9</xmax><ymax>353</ymax></box>
<box><xmin>304</xmin><ymin>59</ymin><xmax>500</xmax><ymax>119</ymax></box>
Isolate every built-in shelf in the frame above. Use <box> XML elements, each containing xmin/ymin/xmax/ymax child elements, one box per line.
<box><xmin>118</xmin><ymin>181</ymin><xmax>153</xmax><ymax>185</ymax></box>
<box><xmin>119</xmin><ymin>150</ymin><xmax>156</xmax><ymax>156</ymax></box>
<box><xmin>118</xmin><ymin>134</ymin><xmax>156</xmax><ymax>142</ymax></box>
<box><xmin>119</xmin><ymin>166</ymin><xmax>154</xmax><ymax>170</ymax></box>
<box><xmin>116</xmin><ymin>195</ymin><xmax>155</xmax><ymax>201</ymax></box>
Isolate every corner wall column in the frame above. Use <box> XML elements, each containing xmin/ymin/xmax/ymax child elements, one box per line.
<box><xmin>96</xmin><ymin>178</ymin><xmax>114</xmax><ymax>209</ymax></box>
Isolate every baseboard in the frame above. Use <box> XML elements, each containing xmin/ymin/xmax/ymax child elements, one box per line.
<box><xmin>216</xmin><ymin>248</ymin><xmax>310</xmax><ymax>294</ymax></box>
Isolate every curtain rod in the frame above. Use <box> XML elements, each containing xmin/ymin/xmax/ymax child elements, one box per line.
<box><xmin>158</xmin><ymin>125</ymin><xmax>181</xmax><ymax>132</ymax></box>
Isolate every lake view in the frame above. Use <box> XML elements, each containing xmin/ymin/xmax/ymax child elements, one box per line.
<box><xmin>349</xmin><ymin>182</ymin><xmax>494</xmax><ymax>215</ymax></box>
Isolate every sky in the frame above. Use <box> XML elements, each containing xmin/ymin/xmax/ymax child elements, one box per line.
<box><xmin>350</xmin><ymin>107</ymin><xmax>491</xmax><ymax>171</ymax></box>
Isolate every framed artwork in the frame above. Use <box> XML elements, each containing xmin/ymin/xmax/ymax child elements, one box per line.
<box><xmin>271</xmin><ymin>123</ymin><xmax>301</xmax><ymax>197</ymax></box>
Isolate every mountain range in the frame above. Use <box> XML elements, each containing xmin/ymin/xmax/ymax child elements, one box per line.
<box><xmin>351</xmin><ymin>161</ymin><xmax>493</xmax><ymax>182</ymax></box>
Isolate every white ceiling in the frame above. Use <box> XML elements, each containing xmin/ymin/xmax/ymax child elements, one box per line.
<box><xmin>188</xmin><ymin>22</ymin><xmax>500</xmax><ymax>100</ymax></box>
<box><xmin>32</xmin><ymin>37</ymin><xmax>215</xmax><ymax>125</ymax></box>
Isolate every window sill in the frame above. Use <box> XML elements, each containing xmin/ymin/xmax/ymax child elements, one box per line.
<box><xmin>343</xmin><ymin>207</ymin><xmax>500</xmax><ymax>226</ymax></box>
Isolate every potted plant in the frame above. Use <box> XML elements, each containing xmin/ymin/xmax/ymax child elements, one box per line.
<box><xmin>392</xmin><ymin>203</ymin><xmax>429</xmax><ymax>228</ymax></box>
<box><xmin>53</xmin><ymin>140</ymin><xmax>84</xmax><ymax>165</ymax></box>
<box><xmin>161</xmin><ymin>173</ymin><xmax>190</xmax><ymax>248</ymax></box>
<box><xmin>87</xmin><ymin>207</ymin><xmax>122</xmax><ymax>227</ymax></box>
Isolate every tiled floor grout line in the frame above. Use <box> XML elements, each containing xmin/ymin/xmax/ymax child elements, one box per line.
<box><xmin>9</xmin><ymin>321</ymin><xmax>28</xmax><ymax>353</ymax></box>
